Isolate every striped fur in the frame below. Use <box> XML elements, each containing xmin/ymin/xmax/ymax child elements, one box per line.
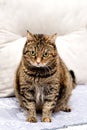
<box><xmin>14</xmin><ymin>31</ymin><xmax>76</xmax><ymax>122</ymax></box>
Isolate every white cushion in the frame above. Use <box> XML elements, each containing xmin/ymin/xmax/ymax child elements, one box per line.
<box><xmin>56</xmin><ymin>29</ymin><xmax>87</xmax><ymax>84</ymax></box>
<box><xmin>0</xmin><ymin>0</ymin><xmax>87</xmax><ymax>35</ymax></box>
<box><xmin>0</xmin><ymin>37</ymin><xmax>26</xmax><ymax>97</ymax></box>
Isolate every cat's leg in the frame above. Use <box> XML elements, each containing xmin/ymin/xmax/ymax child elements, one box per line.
<box><xmin>14</xmin><ymin>70</ymin><xmax>37</xmax><ymax>122</ymax></box>
<box><xmin>26</xmin><ymin>102</ymin><xmax>37</xmax><ymax>122</ymax></box>
<box><xmin>20</xmin><ymin>86</ymin><xmax>37</xmax><ymax>122</ymax></box>
<box><xmin>42</xmin><ymin>84</ymin><xmax>59</xmax><ymax>122</ymax></box>
<box><xmin>42</xmin><ymin>102</ymin><xmax>53</xmax><ymax>122</ymax></box>
<box><xmin>54</xmin><ymin>83</ymin><xmax>72</xmax><ymax>112</ymax></box>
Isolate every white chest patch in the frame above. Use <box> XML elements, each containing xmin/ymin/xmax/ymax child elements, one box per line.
<box><xmin>35</xmin><ymin>86</ymin><xmax>44</xmax><ymax>105</ymax></box>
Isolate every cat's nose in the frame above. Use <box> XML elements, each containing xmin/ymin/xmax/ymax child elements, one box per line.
<box><xmin>36</xmin><ymin>57</ymin><xmax>41</xmax><ymax>64</ymax></box>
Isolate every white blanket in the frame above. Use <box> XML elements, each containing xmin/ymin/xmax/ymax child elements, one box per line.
<box><xmin>0</xmin><ymin>85</ymin><xmax>87</xmax><ymax>130</ymax></box>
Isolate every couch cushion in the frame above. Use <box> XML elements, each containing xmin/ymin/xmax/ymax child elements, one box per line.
<box><xmin>56</xmin><ymin>29</ymin><xmax>87</xmax><ymax>84</ymax></box>
<box><xmin>0</xmin><ymin>0</ymin><xmax>87</xmax><ymax>36</ymax></box>
<box><xmin>0</xmin><ymin>37</ymin><xmax>26</xmax><ymax>97</ymax></box>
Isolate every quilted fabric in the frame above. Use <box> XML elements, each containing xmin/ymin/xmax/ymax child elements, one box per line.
<box><xmin>0</xmin><ymin>85</ymin><xmax>87</xmax><ymax>130</ymax></box>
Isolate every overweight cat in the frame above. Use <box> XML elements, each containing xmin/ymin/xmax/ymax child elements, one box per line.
<box><xmin>14</xmin><ymin>31</ymin><xmax>76</xmax><ymax>122</ymax></box>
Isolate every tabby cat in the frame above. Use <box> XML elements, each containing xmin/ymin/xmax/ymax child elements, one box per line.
<box><xmin>14</xmin><ymin>31</ymin><xmax>76</xmax><ymax>122</ymax></box>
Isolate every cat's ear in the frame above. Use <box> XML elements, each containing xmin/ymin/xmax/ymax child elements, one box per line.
<box><xmin>45</xmin><ymin>33</ymin><xmax>57</xmax><ymax>43</ymax></box>
<box><xmin>45</xmin><ymin>33</ymin><xmax>57</xmax><ymax>42</ymax></box>
<box><xmin>27</xmin><ymin>30</ymin><xmax>34</xmax><ymax>41</ymax></box>
<box><xmin>50</xmin><ymin>33</ymin><xmax>57</xmax><ymax>43</ymax></box>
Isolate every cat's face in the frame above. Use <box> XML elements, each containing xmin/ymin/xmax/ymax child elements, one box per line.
<box><xmin>23</xmin><ymin>31</ymin><xmax>57</xmax><ymax>68</ymax></box>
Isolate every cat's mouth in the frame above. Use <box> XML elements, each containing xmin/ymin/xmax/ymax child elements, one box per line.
<box><xmin>29</xmin><ymin>61</ymin><xmax>47</xmax><ymax>68</ymax></box>
<box><xmin>32</xmin><ymin>63</ymin><xmax>46</xmax><ymax>68</ymax></box>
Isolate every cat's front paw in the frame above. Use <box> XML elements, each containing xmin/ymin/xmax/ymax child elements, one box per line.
<box><xmin>27</xmin><ymin>117</ymin><xmax>37</xmax><ymax>123</ymax></box>
<box><xmin>42</xmin><ymin>117</ymin><xmax>51</xmax><ymax>122</ymax></box>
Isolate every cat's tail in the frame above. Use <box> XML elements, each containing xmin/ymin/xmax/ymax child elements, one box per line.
<box><xmin>69</xmin><ymin>70</ymin><xmax>76</xmax><ymax>88</ymax></box>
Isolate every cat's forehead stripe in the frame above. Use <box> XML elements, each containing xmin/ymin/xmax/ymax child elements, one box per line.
<box><xmin>34</xmin><ymin>34</ymin><xmax>45</xmax><ymax>45</ymax></box>
<box><xmin>37</xmin><ymin>34</ymin><xmax>44</xmax><ymax>39</ymax></box>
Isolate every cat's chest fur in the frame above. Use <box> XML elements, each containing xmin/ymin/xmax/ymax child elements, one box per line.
<box><xmin>32</xmin><ymin>79</ymin><xmax>50</xmax><ymax>106</ymax></box>
<box><xmin>35</xmin><ymin>84</ymin><xmax>44</xmax><ymax>106</ymax></box>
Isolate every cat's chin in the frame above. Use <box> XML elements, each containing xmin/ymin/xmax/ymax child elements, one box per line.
<box><xmin>30</xmin><ymin>63</ymin><xmax>46</xmax><ymax>68</ymax></box>
<box><xmin>33</xmin><ymin>64</ymin><xmax>46</xmax><ymax>68</ymax></box>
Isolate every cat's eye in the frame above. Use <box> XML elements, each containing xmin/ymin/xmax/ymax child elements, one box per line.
<box><xmin>43</xmin><ymin>52</ymin><xmax>49</xmax><ymax>57</ymax></box>
<box><xmin>30</xmin><ymin>51</ymin><xmax>36</xmax><ymax>56</ymax></box>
